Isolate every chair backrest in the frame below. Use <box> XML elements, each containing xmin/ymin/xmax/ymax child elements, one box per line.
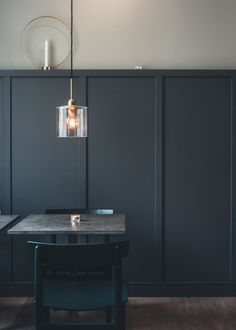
<box><xmin>45</xmin><ymin>208</ymin><xmax>114</xmax><ymax>215</ymax></box>
<box><xmin>28</xmin><ymin>240</ymin><xmax>129</xmax><ymax>271</ymax></box>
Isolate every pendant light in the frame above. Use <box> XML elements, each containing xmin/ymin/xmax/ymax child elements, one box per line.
<box><xmin>56</xmin><ymin>0</ymin><xmax>87</xmax><ymax>138</ymax></box>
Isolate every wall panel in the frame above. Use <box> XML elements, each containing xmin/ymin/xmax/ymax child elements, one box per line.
<box><xmin>87</xmin><ymin>77</ymin><xmax>157</xmax><ymax>282</ymax></box>
<box><xmin>163</xmin><ymin>77</ymin><xmax>231</xmax><ymax>282</ymax></box>
<box><xmin>11</xmin><ymin>77</ymin><xmax>86</xmax><ymax>281</ymax></box>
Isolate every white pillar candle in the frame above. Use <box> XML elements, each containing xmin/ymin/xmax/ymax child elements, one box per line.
<box><xmin>44</xmin><ymin>39</ymin><xmax>49</xmax><ymax>67</ymax></box>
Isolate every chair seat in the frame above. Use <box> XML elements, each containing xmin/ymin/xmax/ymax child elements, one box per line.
<box><xmin>43</xmin><ymin>279</ymin><xmax>128</xmax><ymax>311</ymax></box>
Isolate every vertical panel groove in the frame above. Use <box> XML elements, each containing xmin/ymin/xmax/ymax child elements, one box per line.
<box><xmin>2</xmin><ymin>77</ymin><xmax>13</xmax><ymax>282</ymax></box>
<box><xmin>85</xmin><ymin>76</ymin><xmax>89</xmax><ymax>209</ymax></box>
<box><xmin>155</xmin><ymin>76</ymin><xmax>164</xmax><ymax>283</ymax></box>
<box><xmin>3</xmin><ymin>77</ymin><xmax>11</xmax><ymax>214</ymax></box>
<box><xmin>9</xmin><ymin>77</ymin><xmax>13</xmax><ymax>282</ymax></box>
<box><xmin>78</xmin><ymin>76</ymin><xmax>87</xmax><ymax>208</ymax></box>
<box><xmin>162</xmin><ymin>77</ymin><xmax>166</xmax><ymax>283</ymax></box>
<box><xmin>231</xmin><ymin>76</ymin><xmax>236</xmax><ymax>282</ymax></box>
<box><xmin>229</xmin><ymin>77</ymin><xmax>233</xmax><ymax>282</ymax></box>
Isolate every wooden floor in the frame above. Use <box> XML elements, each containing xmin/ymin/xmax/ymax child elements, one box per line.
<box><xmin>0</xmin><ymin>297</ymin><xmax>236</xmax><ymax>329</ymax></box>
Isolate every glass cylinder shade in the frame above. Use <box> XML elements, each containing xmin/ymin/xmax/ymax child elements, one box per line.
<box><xmin>56</xmin><ymin>105</ymin><xmax>87</xmax><ymax>137</ymax></box>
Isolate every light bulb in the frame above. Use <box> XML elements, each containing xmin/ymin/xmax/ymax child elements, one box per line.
<box><xmin>57</xmin><ymin>99</ymin><xmax>87</xmax><ymax>138</ymax></box>
<box><xmin>67</xmin><ymin>105</ymin><xmax>79</xmax><ymax>130</ymax></box>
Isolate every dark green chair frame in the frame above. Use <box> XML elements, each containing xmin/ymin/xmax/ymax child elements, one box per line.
<box><xmin>29</xmin><ymin>240</ymin><xmax>129</xmax><ymax>330</ymax></box>
<box><xmin>45</xmin><ymin>208</ymin><xmax>115</xmax><ymax>322</ymax></box>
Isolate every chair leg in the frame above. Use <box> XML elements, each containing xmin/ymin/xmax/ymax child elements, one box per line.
<box><xmin>115</xmin><ymin>303</ymin><xmax>125</xmax><ymax>330</ymax></box>
<box><xmin>42</xmin><ymin>306</ymin><xmax>50</xmax><ymax>323</ymax></box>
<box><xmin>106</xmin><ymin>307</ymin><xmax>112</xmax><ymax>323</ymax></box>
<box><xmin>35</xmin><ymin>305</ymin><xmax>49</xmax><ymax>330</ymax></box>
<box><xmin>86</xmin><ymin>234</ymin><xmax>89</xmax><ymax>244</ymax></box>
<box><xmin>35</xmin><ymin>309</ymin><xmax>40</xmax><ymax>330</ymax></box>
<box><xmin>122</xmin><ymin>304</ymin><xmax>126</xmax><ymax>330</ymax></box>
<box><xmin>51</xmin><ymin>234</ymin><xmax>56</xmax><ymax>243</ymax></box>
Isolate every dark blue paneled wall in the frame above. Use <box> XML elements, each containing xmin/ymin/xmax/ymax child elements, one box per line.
<box><xmin>0</xmin><ymin>70</ymin><xmax>236</xmax><ymax>296</ymax></box>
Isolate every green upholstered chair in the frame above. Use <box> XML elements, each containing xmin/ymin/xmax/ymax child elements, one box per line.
<box><xmin>29</xmin><ymin>240</ymin><xmax>129</xmax><ymax>330</ymax></box>
<box><xmin>45</xmin><ymin>208</ymin><xmax>116</xmax><ymax>322</ymax></box>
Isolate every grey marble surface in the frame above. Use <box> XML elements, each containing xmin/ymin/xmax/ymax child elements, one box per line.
<box><xmin>8</xmin><ymin>214</ymin><xmax>126</xmax><ymax>235</ymax></box>
<box><xmin>0</xmin><ymin>215</ymin><xmax>19</xmax><ymax>231</ymax></box>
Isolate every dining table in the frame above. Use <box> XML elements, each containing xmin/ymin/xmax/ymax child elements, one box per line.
<box><xmin>8</xmin><ymin>213</ymin><xmax>126</xmax><ymax>243</ymax></box>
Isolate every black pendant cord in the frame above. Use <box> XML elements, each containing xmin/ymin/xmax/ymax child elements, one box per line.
<box><xmin>70</xmin><ymin>0</ymin><xmax>73</xmax><ymax>100</ymax></box>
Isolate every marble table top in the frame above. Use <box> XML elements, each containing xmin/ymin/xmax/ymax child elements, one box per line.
<box><xmin>8</xmin><ymin>214</ymin><xmax>126</xmax><ymax>235</ymax></box>
<box><xmin>0</xmin><ymin>215</ymin><xmax>19</xmax><ymax>232</ymax></box>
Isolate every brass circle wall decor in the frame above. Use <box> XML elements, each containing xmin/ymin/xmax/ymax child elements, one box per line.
<box><xmin>20</xmin><ymin>15</ymin><xmax>71</xmax><ymax>69</ymax></box>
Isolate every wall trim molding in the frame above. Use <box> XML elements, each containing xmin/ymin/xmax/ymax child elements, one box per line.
<box><xmin>1</xmin><ymin>69</ymin><xmax>236</xmax><ymax>79</ymax></box>
<box><xmin>1</xmin><ymin>282</ymin><xmax>236</xmax><ymax>297</ymax></box>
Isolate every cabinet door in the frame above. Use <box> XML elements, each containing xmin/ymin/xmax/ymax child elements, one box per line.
<box><xmin>87</xmin><ymin>77</ymin><xmax>156</xmax><ymax>282</ymax></box>
<box><xmin>164</xmin><ymin>77</ymin><xmax>231</xmax><ymax>282</ymax></box>
<box><xmin>11</xmin><ymin>78</ymin><xmax>86</xmax><ymax>281</ymax></box>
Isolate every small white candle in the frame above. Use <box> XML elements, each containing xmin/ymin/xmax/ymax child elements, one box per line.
<box><xmin>44</xmin><ymin>39</ymin><xmax>49</xmax><ymax>67</ymax></box>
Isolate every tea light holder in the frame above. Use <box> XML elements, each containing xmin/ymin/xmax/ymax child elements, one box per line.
<box><xmin>70</xmin><ymin>214</ymin><xmax>80</xmax><ymax>224</ymax></box>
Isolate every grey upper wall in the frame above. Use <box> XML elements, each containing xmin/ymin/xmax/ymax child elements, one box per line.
<box><xmin>1</xmin><ymin>0</ymin><xmax>236</xmax><ymax>69</ymax></box>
